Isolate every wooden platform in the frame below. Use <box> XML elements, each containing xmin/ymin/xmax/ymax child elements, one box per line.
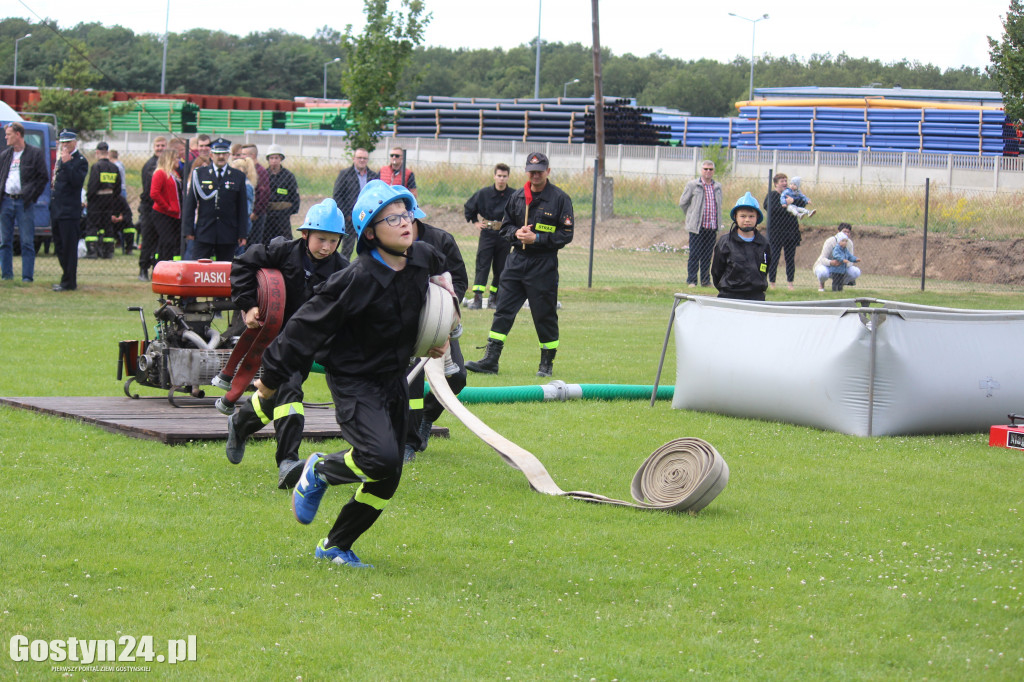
<box><xmin>0</xmin><ymin>396</ymin><xmax>448</xmax><ymax>445</ymax></box>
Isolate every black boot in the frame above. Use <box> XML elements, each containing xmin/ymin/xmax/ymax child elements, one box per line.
<box><xmin>466</xmin><ymin>339</ymin><xmax>503</xmax><ymax>374</ymax></box>
<box><xmin>138</xmin><ymin>267</ymin><xmax>149</xmax><ymax>282</ymax></box>
<box><xmin>85</xmin><ymin>241</ymin><xmax>99</xmax><ymax>259</ymax></box>
<box><xmin>537</xmin><ymin>348</ymin><xmax>556</xmax><ymax>378</ymax></box>
<box><xmin>487</xmin><ymin>291</ymin><xmax>498</xmax><ymax>309</ymax></box>
<box><xmin>467</xmin><ymin>292</ymin><xmax>483</xmax><ymax>310</ymax></box>
<box><xmin>417</xmin><ymin>416</ymin><xmax>433</xmax><ymax>453</ymax></box>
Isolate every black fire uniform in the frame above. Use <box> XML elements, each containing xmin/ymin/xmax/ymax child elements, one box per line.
<box><xmin>489</xmin><ymin>181</ymin><xmax>574</xmax><ymax>349</ymax></box>
<box><xmin>85</xmin><ymin>158</ymin><xmax>122</xmax><ymax>258</ymax></box>
<box><xmin>50</xmin><ymin>150</ymin><xmax>89</xmax><ymax>290</ymax></box>
<box><xmin>711</xmin><ymin>226</ymin><xmax>771</xmax><ymax>301</ymax></box>
<box><xmin>407</xmin><ymin>220</ymin><xmax>468</xmax><ymax>452</ymax></box>
<box><xmin>261</xmin><ymin>167</ymin><xmax>301</xmax><ymax>244</ymax></box>
<box><xmin>181</xmin><ymin>164</ymin><xmax>249</xmax><ymax>262</ymax></box>
<box><xmin>110</xmin><ymin>195</ymin><xmax>135</xmax><ymax>254</ymax></box>
<box><xmin>463</xmin><ymin>183</ymin><xmax>512</xmax><ymax>302</ymax></box>
<box><xmin>137</xmin><ymin>153</ymin><xmax>158</xmax><ymax>273</ymax></box>
<box><xmin>228</xmin><ymin>237</ymin><xmax>349</xmax><ymax>485</ymax></box>
<box><xmin>261</xmin><ymin>242</ymin><xmax>446</xmax><ymax>552</ymax></box>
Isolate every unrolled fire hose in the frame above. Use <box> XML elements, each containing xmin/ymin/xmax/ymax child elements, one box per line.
<box><xmin>422</xmin><ymin>358</ymin><xmax>729</xmax><ymax>512</ymax></box>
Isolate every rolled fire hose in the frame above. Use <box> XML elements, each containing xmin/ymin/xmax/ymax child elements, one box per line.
<box><xmin>218</xmin><ymin>268</ymin><xmax>286</xmax><ymax>405</ymax></box>
<box><xmin>423</xmin><ymin>358</ymin><xmax>729</xmax><ymax>512</ymax></box>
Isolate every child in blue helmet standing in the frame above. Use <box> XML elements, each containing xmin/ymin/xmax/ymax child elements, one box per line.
<box><xmin>219</xmin><ymin>198</ymin><xmax>350</xmax><ymax>489</ymax></box>
<box><xmin>711</xmin><ymin>192</ymin><xmax>772</xmax><ymax>301</ymax></box>
<box><xmin>257</xmin><ymin>180</ymin><xmax>451</xmax><ymax>568</ymax></box>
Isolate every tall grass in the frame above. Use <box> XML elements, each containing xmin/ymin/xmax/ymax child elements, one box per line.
<box><xmin>1</xmin><ymin>284</ymin><xmax>1022</xmax><ymax>679</ymax></box>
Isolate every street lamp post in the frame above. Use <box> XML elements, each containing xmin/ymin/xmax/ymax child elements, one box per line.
<box><xmin>13</xmin><ymin>33</ymin><xmax>31</xmax><ymax>87</ymax></box>
<box><xmin>563</xmin><ymin>78</ymin><xmax>580</xmax><ymax>98</ymax></box>
<box><xmin>728</xmin><ymin>12</ymin><xmax>769</xmax><ymax>101</ymax></box>
<box><xmin>323</xmin><ymin>58</ymin><xmax>341</xmax><ymax>100</ymax></box>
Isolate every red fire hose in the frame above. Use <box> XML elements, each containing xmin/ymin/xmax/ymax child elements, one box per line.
<box><xmin>217</xmin><ymin>268</ymin><xmax>286</xmax><ymax>409</ymax></box>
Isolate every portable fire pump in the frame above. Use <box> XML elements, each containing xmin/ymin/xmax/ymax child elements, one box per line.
<box><xmin>118</xmin><ymin>259</ymin><xmax>246</xmax><ymax>403</ymax></box>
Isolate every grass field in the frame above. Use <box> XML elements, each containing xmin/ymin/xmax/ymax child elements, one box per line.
<box><xmin>1</xmin><ymin>281</ymin><xmax>1022</xmax><ymax>680</ymax></box>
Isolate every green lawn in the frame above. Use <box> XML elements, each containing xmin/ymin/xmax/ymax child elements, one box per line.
<box><xmin>1</xmin><ymin>282</ymin><xmax>1021</xmax><ymax>680</ymax></box>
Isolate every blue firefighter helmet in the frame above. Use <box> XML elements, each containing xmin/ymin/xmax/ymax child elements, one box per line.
<box><xmin>351</xmin><ymin>180</ymin><xmax>427</xmax><ymax>239</ymax></box>
<box><xmin>729</xmin><ymin>191</ymin><xmax>764</xmax><ymax>225</ymax></box>
<box><xmin>298</xmin><ymin>198</ymin><xmax>346</xmax><ymax>235</ymax></box>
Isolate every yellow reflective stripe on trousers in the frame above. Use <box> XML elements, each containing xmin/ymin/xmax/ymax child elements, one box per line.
<box><xmin>344</xmin><ymin>449</ymin><xmax>377</xmax><ymax>482</ymax></box>
<box><xmin>539</xmin><ymin>340</ymin><xmax>559</xmax><ymax>350</ymax></box>
<box><xmin>251</xmin><ymin>393</ymin><xmax>271</xmax><ymax>425</ymax></box>
<box><xmin>409</xmin><ymin>398</ymin><xmax>424</xmax><ymax>410</ymax></box>
<box><xmin>354</xmin><ymin>484</ymin><xmax>389</xmax><ymax>510</ymax></box>
<box><xmin>488</xmin><ymin>331</ymin><xmax>507</xmax><ymax>342</ymax></box>
<box><xmin>273</xmin><ymin>402</ymin><xmax>304</xmax><ymax>421</ymax></box>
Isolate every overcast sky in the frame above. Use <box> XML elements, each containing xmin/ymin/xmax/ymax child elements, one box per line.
<box><xmin>12</xmin><ymin>0</ymin><xmax>1011</xmax><ymax>73</ymax></box>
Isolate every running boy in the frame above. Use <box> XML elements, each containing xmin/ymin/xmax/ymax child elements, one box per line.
<box><xmin>258</xmin><ymin>181</ymin><xmax>452</xmax><ymax>568</ymax></box>
<box><xmin>221</xmin><ymin>198</ymin><xmax>350</xmax><ymax>489</ymax></box>
<box><xmin>711</xmin><ymin>192</ymin><xmax>772</xmax><ymax>301</ymax></box>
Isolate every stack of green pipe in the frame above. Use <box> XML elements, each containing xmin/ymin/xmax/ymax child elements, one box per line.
<box><xmin>104</xmin><ymin>99</ymin><xmax>197</xmax><ymax>133</ymax></box>
<box><xmin>194</xmin><ymin>109</ymin><xmax>285</xmax><ymax>134</ymax></box>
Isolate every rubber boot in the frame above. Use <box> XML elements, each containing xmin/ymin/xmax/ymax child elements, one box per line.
<box><xmin>487</xmin><ymin>291</ymin><xmax>498</xmax><ymax>309</ymax></box>
<box><xmin>85</xmin><ymin>241</ymin><xmax>99</xmax><ymax>259</ymax></box>
<box><xmin>138</xmin><ymin>267</ymin><xmax>149</xmax><ymax>282</ymax></box>
<box><xmin>417</xmin><ymin>417</ymin><xmax>434</xmax><ymax>453</ymax></box>
<box><xmin>102</xmin><ymin>241</ymin><xmax>116</xmax><ymax>259</ymax></box>
<box><xmin>466</xmin><ymin>339</ymin><xmax>503</xmax><ymax>375</ymax></box>
<box><xmin>467</xmin><ymin>292</ymin><xmax>483</xmax><ymax>310</ymax></box>
<box><xmin>536</xmin><ymin>348</ymin><xmax>556</xmax><ymax>378</ymax></box>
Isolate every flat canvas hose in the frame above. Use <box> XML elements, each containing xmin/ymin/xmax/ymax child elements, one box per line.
<box><xmin>423</xmin><ymin>358</ymin><xmax>729</xmax><ymax>512</ymax></box>
<box><xmin>219</xmin><ymin>268</ymin><xmax>286</xmax><ymax>404</ymax></box>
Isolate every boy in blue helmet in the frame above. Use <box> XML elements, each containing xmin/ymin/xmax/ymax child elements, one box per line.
<box><xmin>711</xmin><ymin>192</ymin><xmax>772</xmax><ymax>301</ymax></box>
<box><xmin>219</xmin><ymin>198</ymin><xmax>350</xmax><ymax>489</ymax></box>
<box><xmin>257</xmin><ymin>180</ymin><xmax>452</xmax><ymax>568</ymax></box>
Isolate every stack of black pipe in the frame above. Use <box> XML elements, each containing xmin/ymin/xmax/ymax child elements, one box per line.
<box><xmin>393</xmin><ymin>96</ymin><xmax>670</xmax><ymax>145</ymax></box>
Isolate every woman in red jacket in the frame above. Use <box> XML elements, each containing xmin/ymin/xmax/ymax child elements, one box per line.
<box><xmin>150</xmin><ymin>149</ymin><xmax>182</xmax><ymax>263</ymax></box>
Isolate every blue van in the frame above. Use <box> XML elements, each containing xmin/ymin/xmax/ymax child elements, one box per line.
<box><xmin>0</xmin><ymin>119</ymin><xmax>57</xmax><ymax>253</ymax></box>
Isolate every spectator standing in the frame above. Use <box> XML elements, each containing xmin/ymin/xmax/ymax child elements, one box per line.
<box><xmin>137</xmin><ymin>136</ymin><xmax>166</xmax><ymax>280</ymax></box>
<box><xmin>463</xmin><ymin>163</ymin><xmax>512</xmax><ymax>310</ymax></box>
<box><xmin>84</xmin><ymin>141</ymin><xmax>122</xmax><ymax>259</ymax></box>
<box><xmin>240</xmin><ymin>144</ymin><xmax>270</xmax><ymax>245</ymax></box>
<box><xmin>50</xmin><ymin>129</ymin><xmax>89</xmax><ymax>292</ymax></box>
<box><xmin>184</xmin><ymin>134</ymin><xmax>211</xmax><ymax>178</ymax></box>
<box><xmin>149</xmin><ymin>149</ymin><xmax>182</xmax><ymax>264</ymax></box>
<box><xmin>763</xmin><ymin>172</ymin><xmax>802</xmax><ymax>290</ymax></box>
<box><xmin>813</xmin><ymin>223</ymin><xmax>861</xmax><ymax>291</ymax></box>
<box><xmin>678</xmin><ymin>160</ymin><xmax>723</xmax><ymax>288</ymax></box>
<box><xmin>263</xmin><ymin>145</ymin><xmax>300</xmax><ymax>242</ymax></box>
<box><xmin>108</xmin><ymin>149</ymin><xmax>128</xmax><ymax>199</ymax></box>
<box><xmin>182</xmin><ymin>137</ymin><xmax>248</xmax><ymax>261</ymax></box>
<box><xmin>378</xmin><ymin>146</ymin><xmax>417</xmax><ymax>197</ymax></box>
<box><xmin>332</xmin><ymin>147</ymin><xmax>377</xmax><ymax>259</ymax></box>
<box><xmin>229</xmin><ymin>157</ymin><xmax>257</xmax><ymax>250</ymax></box>
<box><xmin>466</xmin><ymin>152</ymin><xmax>574</xmax><ymax>378</ymax></box>
<box><xmin>0</xmin><ymin>122</ymin><xmax>48</xmax><ymax>282</ymax></box>
<box><xmin>711</xmin><ymin>192</ymin><xmax>771</xmax><ymax>301</ymax></box>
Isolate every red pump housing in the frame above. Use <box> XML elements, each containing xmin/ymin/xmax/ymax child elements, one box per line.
<box><xmin>152</xmin><ymin>260</ymin><xmax>233</xmax><ymax>298</ymax></box>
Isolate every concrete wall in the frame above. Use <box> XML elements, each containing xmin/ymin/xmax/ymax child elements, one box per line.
<box><xmin>102</xmin><ymin>131</ymin><xmax>1024</xmax><ymax>192</ymax></box>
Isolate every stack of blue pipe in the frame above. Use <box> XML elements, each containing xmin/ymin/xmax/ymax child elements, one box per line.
<box><xmin>393</xmin><ymin>96</ymin><xmax>670</xmax><ymax>145</ymax></box>
<box><xmin>733</xmin><ymin>106</ymin><xmax>1009</xmax><ymax>155</ymax></box>
<box><xmin>647</xmin><ymin>112</ymin><xmax>740</xmax><ymax>147</ymax></box>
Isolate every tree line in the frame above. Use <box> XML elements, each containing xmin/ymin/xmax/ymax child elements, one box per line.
<box><xmin>2</xmin><ymin>16</ymin><xmax>993</xmax><ymax>118</ymax></box>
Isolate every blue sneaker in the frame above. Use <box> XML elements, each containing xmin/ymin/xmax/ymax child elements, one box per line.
<box><xmin>292</xmin><ymin>453</ymin><xmax>327</xmax><ymax>524</ymax></box>
<box><xmin>315</xmin><ymin>539</ymin><xmax>373</xmax><ymax>568</ymax></box>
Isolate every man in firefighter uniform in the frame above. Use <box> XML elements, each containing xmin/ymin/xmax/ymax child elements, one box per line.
<box><xmin>84</xmin><ymin>141</ymin><xmax>122</xmax><ymax>259</ymax></box>
<box><xmin>463</xmin><ymin>163</ymin><xmax>512</xmax><ymax>310</ymax></box>
<box><xmin>466</xmin><ymin>152</ymin><xmax>574</xmax><ymax>378</ymax></box>
<box><xmin>182</xmin><ymin>137</ymin><xmax>248</xmax><ymax>261</ymax></box>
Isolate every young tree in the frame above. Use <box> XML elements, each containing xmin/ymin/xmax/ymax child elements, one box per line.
<box><xmin>23</xmin><ymin>41</ymin><xmax>117</xmax><ymax>139</ymax></box>
<box><xmin>341</xmin><ymin>0</ymin><xmax>431</xmax><ymax>152</ymax></box>
<box><xmin>989</xmin><ymin>0</ymin><xmax>1024</xmax><ymax>121</ymax></box>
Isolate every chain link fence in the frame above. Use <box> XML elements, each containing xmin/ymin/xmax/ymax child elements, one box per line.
<box><xmin>10</xmin><ymin>139</ymin><xmax>1022</xmax><ymax>295</ymax></box>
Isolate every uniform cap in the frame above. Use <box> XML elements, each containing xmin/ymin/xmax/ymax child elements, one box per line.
<box><xmin>525</xmin><ymin>152</ymin><xmax>549</xmax><ymax>171</ymax></box>
<box><xmin>58</xmin><ymin>128</ymin><xmax>78</xmax><ymax>142</ymax></box>
<box><xmin>210</xmin><ymin>137</ymin><xmax>231</xmax><ymax>154</ymax></box>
